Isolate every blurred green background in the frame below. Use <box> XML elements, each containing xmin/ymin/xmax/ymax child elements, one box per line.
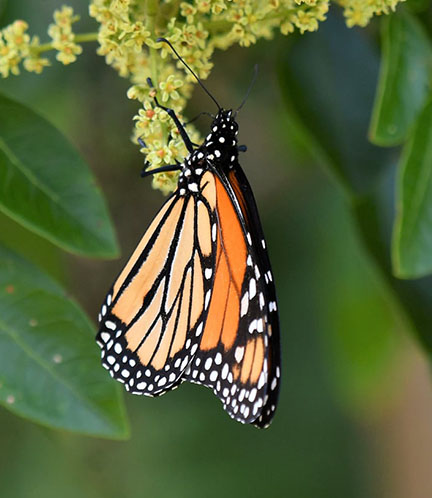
<box><xmin>2</xmin><ymin>1</ymin><xmax>432</xmax><ymax>497</ymax></box>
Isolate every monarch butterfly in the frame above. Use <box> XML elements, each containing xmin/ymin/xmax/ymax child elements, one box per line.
<box><xmin>96</xmin><ymin>40</ymin><xmax>280</xmax><ymax>428</ymax></box>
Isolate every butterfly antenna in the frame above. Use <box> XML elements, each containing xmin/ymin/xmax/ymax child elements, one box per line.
<box><xmin>156</xmin><ymin>37</ymin><xmax>221</xmax><ymax>111</ymax></box>
<box><xmin>236</xmin><ymin>64</ymin><xmax>258</xmax><ymax>114</ymax></box>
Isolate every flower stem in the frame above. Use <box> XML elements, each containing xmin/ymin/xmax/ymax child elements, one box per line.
<box><xmin>75</xmin><ymin>32</ymin><xmax>99</xmax><ymax>43</ymax></box>
<box><xmin>146</xmin><ymin>0</ymin><xmax>160</xmax><ymax>81</ymax></box>
<box><xmin>37</xmin><ymin>32</ymin><xmax>98</xmax><ymax>53</ymax></box>
<box><xmin>146</xmin><ymin>0</ymin><xmax>170</xmax><ymax>141</ymax></box>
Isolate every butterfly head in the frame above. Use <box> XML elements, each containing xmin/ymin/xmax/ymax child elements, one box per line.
<box><xmin>212</xmin><ymin>109</ymin><xmax>239</xmax><ymax>135</ymax></box>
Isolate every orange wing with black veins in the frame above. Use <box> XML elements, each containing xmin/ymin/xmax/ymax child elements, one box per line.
<box><xmin>96</xmin><ymin>175</ymin><xmax>217</xmax><ymax>397</ymax></box>
<box><xmin>183</xmin><ymin>172</ymin><xmax>280</xmax><ymax>426</ymax></box>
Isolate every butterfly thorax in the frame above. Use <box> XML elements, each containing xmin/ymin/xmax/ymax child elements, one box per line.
<box><xmin>203</xmin><ymin>109</ymin><xmax>239</xmax><ymax>171</ymax></box>
<box><xmin>177</xmin><ymin>109</ymin><xmax>239</xmax><ymax>196</ymax></box>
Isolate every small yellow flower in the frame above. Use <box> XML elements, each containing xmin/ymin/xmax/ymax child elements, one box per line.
<box><xmin>53</xmin><ymin>6</ymin><xmax>78</xmax><ymax>31</ymax></box>
<box><xmin>212</xmin><ymin>1</ymin><xmax>227</xmax><ymax>15</ymax></box>
<box><xmin>145</xmin><ymin>140</ymin><xmax>176</xmax><ymax>167</ymax></box>
<box><xmin>110</xmin><ymin>0</ymin><xmax>131</xmax><ymax>18</ymax></box>
<box><xmin>127</xmin><ymin>84</ymin><xmax>148</xmax><ymax>101</ymax></box>
<box><xmin>281</xmin><ymin>19</ymin><xmax>295</xmax><ymax>35</ymax></box>
<box><xmin>22</xmin><ymin>36</ymin><xmax>50</xmax><ymax>73</ymax></box>
<box><xmin>23</xmin><ymin>54</ymin><xmax>50</xmax><ymax>73</ymax></box>
<box><xmin>196</xmin><ymin>0</ymin><xmax>212</xmax><ymax>14</ymax></box>
<box><xmin>121</xmin><ymin>21</ymin><xmax>151</xmax><ymax>52</ymax></box>
<box><xmin>133</xmin><ymin>101</ymin><xmax>169</xmax><ymax>135</ymax></box>
<box><xmin>56</xmin><ymin>42</ymin><xmax>83</xmax><ymax>64</ymax></box>
<box><xmin>159</xmin><ymin>74</ymin><xmax>183</xmax><ymax>102</ymax></box>
<box><xmin>179</xmin><ymin>23</ymin><xmax>209</xmax><ymax>49</ymax></box>
<box><xmin>2</xmin><ymin>20</ymin><xmax>30</xmax><ymax>50</ymax></box>
<box><xmin>180</xmin><ymin>2</ymin><xmax>197</xmax><ymax>23</ymax></box>
<box><xmin>152</xmin><ymin>171</ymin><xmax>180</xmax><ymax>196</ymax></box>
<box><xmin>294</xmin><ymin>10</ymin><xmax>319</xmax><ymax>33</ymax></box>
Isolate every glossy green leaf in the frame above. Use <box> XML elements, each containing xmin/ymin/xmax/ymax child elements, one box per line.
<box><xmin>278</xmin><ymin>11</ymin><xmax>391</xmax><ymax>197</ymax></box>
<box><xmin>369</xmin><ymin>10</ymin><xmax>432</xmax><ymax>146</ymax></box>
<box><xmin>0</xmin><ymin>245</ymin><xmax>129</xmax><ymax>438</ymax></box>
<box><xmin>0</xmin><ymin>93</ymin><xmax>119</xmax><ymax>258</ymax></box>
<box><xmin>393</xmin><ymin>99</ymin><xmax>432</xmax><ymax>278</ymax></box>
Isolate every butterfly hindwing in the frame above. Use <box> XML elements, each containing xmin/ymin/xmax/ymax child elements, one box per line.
<box><xmin>227</xmin><ymin>166</ymin><xmax>281</xmax><ymax>427</ymax></box>
<box><xmin>183</xmin><ymin>170</ymin><xmax>280</xmax><ymax>426</ymax></box>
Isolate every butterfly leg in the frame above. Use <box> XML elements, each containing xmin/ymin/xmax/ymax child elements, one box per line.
<box><xmin>153</xmin><ymin>97</ymin><xmax>195</xmax><ymax>154</ymax></box>
<box><xmin>146</xmin><ymin>77</ymin><xmax>195</xmax><ymax>153</ymax></box>
<box><xmin>138</xmin><ymin>136</ymin><xmax>147</xmax><ymax>149</ymax></box>
<box><xmin>138</xmin><ymin>137</ymin><xmax>182</xmax><ymax>178</ymax></box>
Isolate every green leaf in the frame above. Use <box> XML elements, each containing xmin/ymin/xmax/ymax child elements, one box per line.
<box><xmin>369</xmin><ymin>10</ymin><xmax>432</xmax><ymax>146</ymax></box>
<box><xmin>278</xmin><ymin>11</ymin><xmax>391</xmax><ymax>197</ymax></box>
<box><xmin>0</xmin><ymin>93</ymin><xmax>119</xmax><ymax>258</ymax></box>
<box><xmin>393</xmin><ymin>98</ymin><xmax>432</xmax><ymax>278</ymax></box>
<box><xmin>0</xmin><ymin>244</ymin><xmax>129</xmax><ymax>438</ymax></box>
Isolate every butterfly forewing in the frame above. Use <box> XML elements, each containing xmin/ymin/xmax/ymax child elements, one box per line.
<box><xmin>97</xmin><ymin>189</ymin><xmax>217</xmax><ymax>396</ymax></box>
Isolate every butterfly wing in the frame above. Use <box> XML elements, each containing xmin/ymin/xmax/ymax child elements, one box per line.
<box><xmin>227</xmin><ymin>166</ymin><xmax>281</xmax><ymax>428</ymax></box>
<box><xmin>183</xmin><ymin>167</ymin><xmax>281</xmax><ymax>427</ymax></box>
<box><xmin>96</xmin><ymin>184</ymin><xmax>217</xmax><ymax>396</ymax></box>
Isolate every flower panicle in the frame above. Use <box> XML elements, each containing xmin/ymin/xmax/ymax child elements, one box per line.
<box><xmin>0</xmin><ymin>0</ymin><xmax>406</xmax><ymax>193</ymax></box>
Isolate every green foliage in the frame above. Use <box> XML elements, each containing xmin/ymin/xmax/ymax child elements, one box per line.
<box><xmin>0</xmin><ymin>90</ymin><xmax>125</xmax><ymax>436</ymax></box>
<box><xmin>394</xmin><ymin>99</ymin><xmax>432</xmax><ymax>277</ymax></box>
<box><xmin>369</xmin><ymin>10</ymin><xmax>432</xmax><ymax>146</ymax></box>
<box><xmin>279</xmin><ymin>12</ymin><xmax>398</xmax><ymax>411</ymax></box>
<box><xmin>279</xmin><ymin>7</ymin><xmax>432</xmax><ymax>410</ymax></box>
<box><xmin>0</xmin><ymin>93</ymin><xmax>119</xmax><ymax>258</ymax></box>
<box><xmin>0</xmin><ymin>245</ymin><xmax>128</xmax><ymax>438</ymax></box>
<box><xmin>281</xmin><ymin>5</ymin><xmax>432</xmax><ymax>286</ymax></box>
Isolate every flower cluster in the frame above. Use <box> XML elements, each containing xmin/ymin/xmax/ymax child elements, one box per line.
<box><xmin>0</xmin><ymin>7</ymin><xmax>85</xmax><ymax>77</ymax></box>
<box><xmin>0</xmin><ymin>0</ymin><xmax>405</xmax><ymax>192</ymax></box>
<box><xmin>339</xmin><ymin>0</ymin><xmax>405</xmax><ymax>27</ymax></box>
<box><xmin>0</xmin><ymin>20</ymin><xmax>33</xmax><ymax>77</ymax></box>
<box><xmin>48</xmin><ymin>6</ymin><xmax>83</xmax><ymax>64</ymax></box>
